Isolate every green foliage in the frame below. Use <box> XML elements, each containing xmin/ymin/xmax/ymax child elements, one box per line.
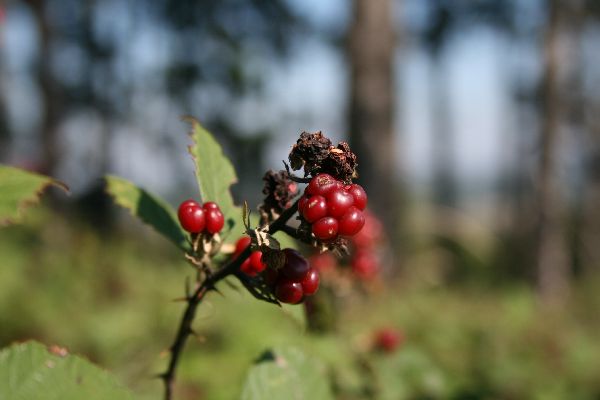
<box><xmin>0</xmin><ymin>165</ymin><xmax>68</xmax><ymax>226</ymax></box>
<box><xmin>240</xmin><ymin>347</ymin><xmax>334</xmax><ymax>400</ymax></box>
<box><xmin>371</xmin><ymin>348</ymin><xmax>446</xmax><ymax>400</ymax></box>
<box><xmin>105</xmin><ymin>175</ymin><xmax>188</xmax><ymax>251</ymax></box>
<box><xmin>0</xmin><ymin>341</ymin><xmax>134</xmax><ymax>399</ymax></box>
<box><xmin>186</xmin><ymin>117</ymin><xmax>242</xmax><ymax>242</ymax></box>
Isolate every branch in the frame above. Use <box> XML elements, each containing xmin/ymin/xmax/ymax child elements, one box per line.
<box><xmin>279</xmin><ymin>224</ymin><xmax>298</xmax><ymax>238</ymax></box>
<box><xmin>161</xmin><ymin>199</ymin><xmax>299</xmax><ymax>399</ymax></box>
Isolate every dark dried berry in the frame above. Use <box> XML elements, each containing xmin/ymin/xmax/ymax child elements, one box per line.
<box><xmin>322</xmin><ymin>141</ymin><xmax>357</xmax><ymax>183</ymax></box>
<box><xmin>260</xmin><ymin>170</ymin><xmax>297</xmax><ymax>217</ymax></box>
<box><xmin>288</xmin><ymin>131</ymin><xmax>332</xmax><ymax>176</ymax></box>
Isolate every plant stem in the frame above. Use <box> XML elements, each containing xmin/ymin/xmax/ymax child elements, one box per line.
<box><xmin>161</xmin><ymin>199</ymin><xmax>299</xmax><ymax>399</ymax></box>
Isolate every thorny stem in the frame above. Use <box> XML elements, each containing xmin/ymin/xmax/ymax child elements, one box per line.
<box><xmin>161</xmin><ymin>199</ymin><xmax>300</xmax><ymax>400</ymax></box>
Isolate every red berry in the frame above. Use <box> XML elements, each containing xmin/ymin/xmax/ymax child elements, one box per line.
<box><xmin>234</xmin><ymin>236</ymin><xmax>251</xmax><ymax>258</ymax></box>
<box><xmin>249</xmin><ymin>251</ymin><xmax>266</xmax><ymax>274</ymax></box>
<box><xmin>312</xmin><ymin>217</ymin><xmax>339</xmax><ymax>241</ymax></box>
<box><xmin>307</xmin><ymin>174</ymin><xmax>339</xmax><ymax>196</ymax></box>
<box><xmin>205</xmin><ymin>208</ymin><xmax>225</xmax><ymax>234</ymax></box>
<box><xmin>300</xmin><ymin>268</ymin><xmax>319</xmax><ymax>296</ymax></box>
<box><xmin>338</xmin><ymin>207</ymin><xmax>365</xmax><ymax>236</ymax></box>
<box><xmin>240</xmin><ymin>258</ymin><xmax>255</xmax><ymax>276</ymax></box>
<box><xmin>326</xmin><ymin>189</ymin><xmax>354</xmax><ymax>219</ymax></box>
<box><xmin>346</xmin><ymin>184</ymin><xmax>367</xmax><ymax>210</ymax></box>
<box><xmin>375</xmin><ymin>328</ymin><xmax>403</xmax><ymax>353</ymax></box>
<box><xmin>302</xmin><ymin>195</ymin><xmax>328</xmax><ymax>223</ymax></box>
<box><xmin>281</xmin><ymin>248</ymin><xmax>310</xmax><ymax>280</ymax></box>
<box><xmin>275</xmin><ymin>279</ymin><xmax>304</xmax><ymax>304</ymax></box>
<box><xmin>180</xmin><ymin>199</ymin><xmax>199</xmax><ymax>209</ymax></box>
<box><xmin>178</xmin><ymin>200</ymin><xmax>206</xmax><ymax>233</ymax></box>
<box><xmin>240</xmin><ymin>252</ymin><xmax>265</xmax><ymax>277</ymax></box>
<box><xmin>203</xmin><ymin>201</ymin><xmax>220</xmax><ymax>211</ymax></box>
<box><xmin>298</xmin><ymin>195</ymin><xmax>310</xmax><ymax>215</ymax></box>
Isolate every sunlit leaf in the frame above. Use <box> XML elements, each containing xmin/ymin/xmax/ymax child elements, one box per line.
<box><xmin>0</xmin><ymin>341</ymin><xmax>134</xmax><ymax>399</ymax></box>
<box><xmin>0</xmin><ymin>165</ymin><xmax>68</xmax><ymax>227</ymax></box>
<box><xmin>105</xmin><ymin>175</ymin><xmax>188</xmax><ymax>251</ymax></box>
<box><xmin>185</xmin><ymin>117</ymin><xmax>241</xmax><ymax>243</ymax></box>
<box><xmin>241</xmin><ymin>347</ymin><xmax>334</xmax><ymax>400</ymax></box>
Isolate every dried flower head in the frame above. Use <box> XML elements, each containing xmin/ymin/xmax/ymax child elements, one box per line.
<box><xmin>288</xmin><ymin>131</ymin><xmax>357</xmax><ymax>183</ymax></box>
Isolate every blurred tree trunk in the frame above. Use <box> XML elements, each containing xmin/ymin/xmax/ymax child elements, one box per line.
<box><xmin>29</xmin><ymin>0</ymin><xmax>61</xmax><ymax>176</ymax></box>
<box><xmin>582</xmin><ymin>103</ymin><xmax>600</xmax><ymax>274</ymax></box>
<box><xmin>348</xmin><ymin>0</ymin><xmax>398</xmax><ymax>244</ymax></box>
<box><xmin>562</xmin><ymin>1</ymin><xmax>585</xmax><ymax>277</ymax></box>
<box><xmin>535</xmin><ymin>0</ymin><xmax>569</xmax><ymax>305</ymax></box>
<box><xmin>580</xmin><ymin>0</ymin><xmax>600</xmax><ymax>273</ymax></box>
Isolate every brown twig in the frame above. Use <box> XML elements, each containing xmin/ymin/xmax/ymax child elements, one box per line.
<box><xmin>161</xmin><ymin>199</ymin><xmax>300</xmax><ymax>399</ymax></box>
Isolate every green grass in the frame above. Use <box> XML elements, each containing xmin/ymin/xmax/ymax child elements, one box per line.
<box><xmin>1</xmin><ymin>208</ymin><xmax>600</xmax><ymax>399</ymax></box>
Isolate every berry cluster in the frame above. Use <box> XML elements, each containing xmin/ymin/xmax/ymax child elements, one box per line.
<box><xmin>234</xmin><ymin>237</ymin><xmax>320</xmax><ymax>305</ymax></box>
<box><xmin>177</xmin><ymin>199</ymin><xmax>225</xmax><ymax>234</ymax></box>
<box><xmin>298</xmin><ymin>174</ymin><xmax>367</xmax><ymax>241</ymax></box>
<box><xmin>268</xmin><ymin>249</ymin><xmax>320</xmax><ymax>304</ymax></box>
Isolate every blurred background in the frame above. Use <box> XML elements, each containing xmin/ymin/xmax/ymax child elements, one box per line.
<box><xmin>1</xmin><ymin>0</ymin><xmax>600</xmax><ymax>399</ymax></box>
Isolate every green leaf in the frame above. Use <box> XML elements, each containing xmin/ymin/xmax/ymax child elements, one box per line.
<box><xmin>371</xmin><ymin>348</ymin><xmax>447</xmax><ymax>400</ymax></box>
<box><xmin>0</xmin><ymin>165</ymin><xmax>68</xmax><ymax>227</ymax></box>
<box><xmin>105</xmin><ymin>175</ymin><xmax>188</xmax><ymax>251</ymax></box>
<box><xmin>241</xmin><ymin>347</ymin><xmax>334</xmax><ymax>400</ymax></box>
<box><xmin>0</xmin><ymin>341</ymin><xmax>134</xmax><ymax>399</ymax></box>
<box><xmin>185</xmin><ymin>117</ymin><xmax>241</xmax><ymax>242</ymax></box>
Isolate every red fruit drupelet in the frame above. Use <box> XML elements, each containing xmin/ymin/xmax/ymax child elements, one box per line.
<box><xmin>338</xmin><ymin>206</ymin><xmax>365</xmax><ymax>236</ymax></box>
<box><xmin>281</xmin><ymin>249</ymin><xmax>310</xmax><ymax>280</ymax></box>
<box><xmin>312</xmin><ymin>217</ymin><xmax>339</xmax><ymax>241</ymax></box>
<box><xmin>240</xmin><ymin>251</ymin><xmax>266</xmax><ymax>277</ymax></box>
<box><xmin>346</xmin><ymin>184</ymin><xmax>367</xmax><ymax>210</ymax></box>
<box><xmin>306</xmin><ymin>173</ymin><xmax>339</xmax><ymax>197</ymax></box>
<box><xmin>298</xmin><ymin>195</ymin><xmax>310</xmax><ymax>215</ymax></box>
<box><xmin>204</xmin><ymin>208</ymin><xmax>224</xmax><ymax>234</ymax></box>
<box><xmin>302</xmin><ymin>195</ymin><xmax>328</xmax><ymax>223</ymax></box>
<box><xmin>178</xmin><ymin>199</ymin><xmax>206</xmax><ymax>233</ymax></box>
<box><xmin>275</xmin><ymin>280</ymin><xmax>304</xmax><ymax>304</ymax></box>
<box><xmin>326</xmin><ymin>189</ymin><xmax>354</xmax><ymax>219</ymax></box>
<box><xmin>300</xmin><ymin>268</ymin><xmax>319</xmax><ymax>295</ymax></box>
<box><xmin>234</xmin><ymin>236</ymin><xmax>251</xmax><ymax>258</ymax></box>
<box><xmin>203</xmin><ymin>201</ymin><xmax>220</xmax><ymax>211</ymax></box>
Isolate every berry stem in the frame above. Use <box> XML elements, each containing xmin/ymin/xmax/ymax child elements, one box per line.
<box><xmin>161</xmin><ymin>198</ymin><xmax>299</xmax><ymax>400</ymax></box>
<box><xmin>280</xmin><ymin>224</ymin><xmax>298</xmax><ymax>238</ymax></box>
